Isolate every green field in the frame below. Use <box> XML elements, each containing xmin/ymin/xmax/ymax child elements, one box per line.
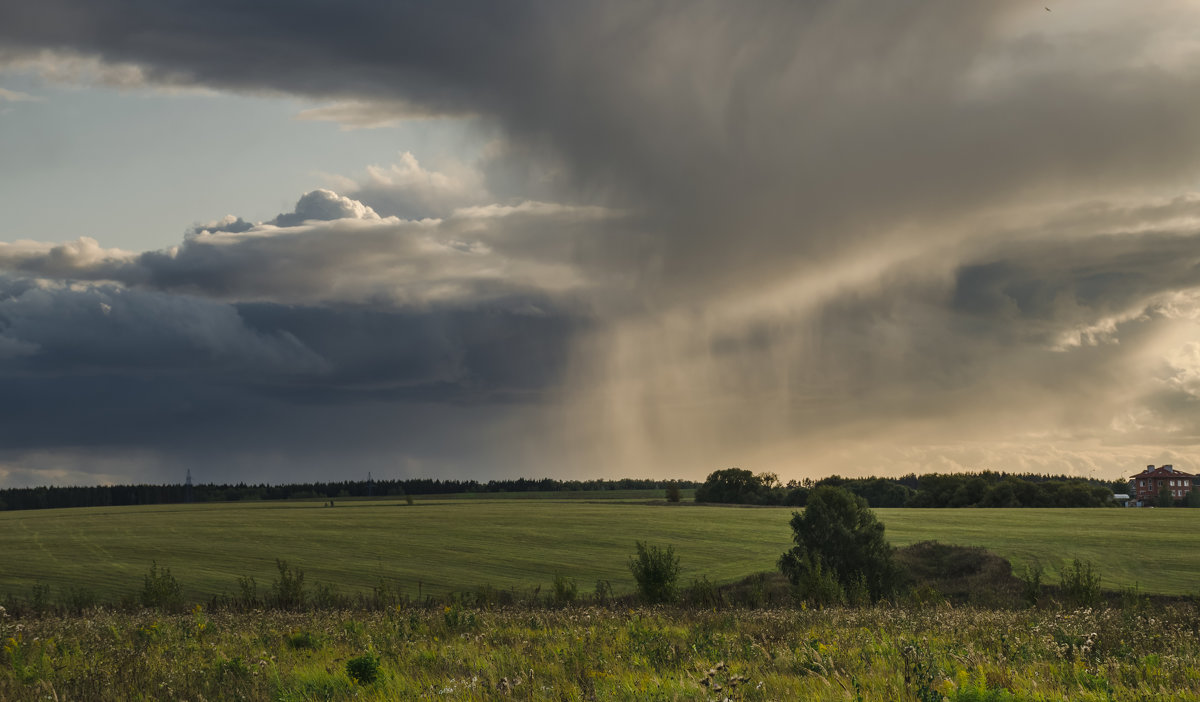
<box><xmin>2</xmin><ymin>498</ymin><xmax>1197</xmax><ymax>601</ymax></box>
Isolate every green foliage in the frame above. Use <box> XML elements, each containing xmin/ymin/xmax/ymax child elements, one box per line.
<box><xmin>1159</xmin><ymin>484</ymin><xmax>1175</xmax><ymax>507</ymax></box>
<box><xmin>140</xmin><ymin>561</ymin><xmax>184</xmax><ymax>611</ymax></box>
<box><xmin>310</xmin><ymin>581</ymin><xmax>348</xmax><ymax>610</ymax></box>
<box><xmin>1019</xmin><ymin>561</ymin><xmax>1044</xmax><ymax>607</ymax></box>
<box><xmin>695</xmin><ymin>468</ymin><xmax>785</xmax><ymax>505</ymax></box>
<box><xmin>344</xmin><ymin>651</ymin><xmax>380</xmax><ymax>685</ymax></box>
<box><xmin>59</xmin><ymin>585</ymin><xmax>97</xmax><ymax>614</ymax></box>
<box><xmin>782</xmin><ymin>551</ymin><xmax>844</xmax><ymax>607</ymax></box>
<box><xmin>29</xmin><ymin>583</ymin><xmax>51</xmax><ymax>615</ymax></box>
<box><xmin>779</xmin><ymin>486</ymin><xmax>901</xmax><ymax>603</ymax></box>
<box><xmin>269</xmin><ymin>559</ymin><xmax>306</xmax><ymax>610</ymax></box>
<box><xmin>550</xmin><ymin>574</ymin><xmax>578</xmax><ymax>605</ymax></box>
<box><xmin>681</xmin><ymin>576</ymin><xmax>722</xmax><ymax>608</ymax></box>
<box><xmin>236</xmin><ymin>575</ymin><xmax>259</xmax><ymax>608</ymax></box>
<box><xmin>628</xmin><ymin>541</ymin><xmax>680</xmax><ymax>603</ymax></box>
<box><xmin>592</xmin><ymin>579</ymin><xmax>613</xmax><ymax>605</ymax></box>
<box><xmin>665</xmin><ymin>484</ymin><xmax>682</xmax><ymax>502</ymax></box>
<box><xmin>1059</xmin><ymin>558</ymin><xmax>1101</xmax><ymax>607</ymax></box>
<box><xmin>284</xmin><ymin>630</ymin><xmax>321</xmax><ymax>650</ymax></box>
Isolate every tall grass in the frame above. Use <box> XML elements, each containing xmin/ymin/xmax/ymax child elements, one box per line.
<box><xmin>4</xmin><ymin>603</ymin><xmax>1200</xmax><ymax>700</ymax></box>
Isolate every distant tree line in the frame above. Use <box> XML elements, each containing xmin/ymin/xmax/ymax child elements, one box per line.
<box><xmin>0</xmin><ymin>477</ymin><xmax>698</xmax><ymax>512</ymax></box>
<box><xmin>694</xmin><ymin>468</ymin><xmax>1137</xmax><ymax>508</ymax></box>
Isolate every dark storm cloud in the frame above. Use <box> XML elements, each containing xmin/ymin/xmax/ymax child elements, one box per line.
<box><xmin>3</xmin><ymin>1</ymin><xmax>1200</xmax><ymax>482</ymax></box>
<box><xmin>951</xmin><ymin>232</ymin><xmax>1200</xmax><ymax>342</ymax></box>
<box><xmin>6</xmin><ymin>1</ymin><xmax>1198</xmax><ymax>302</ymax></box>
<box><xmin>0</xmin><ymin>276</ymin><xmax>581</xmax><ymax>463</ymax></box>
<box><xmin>6</xmin><ymin>1</ymin><xmax>1200</xmax><ymax>296</ymax></box>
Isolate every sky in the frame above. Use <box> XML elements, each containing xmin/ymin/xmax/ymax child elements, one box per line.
<box><xmin>2</xmin><ymin>1</ymin><xmax>1200</xmax><ymax>487</ymax></box>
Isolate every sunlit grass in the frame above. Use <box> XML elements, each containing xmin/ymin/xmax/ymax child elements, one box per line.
<box><xmin>4</xmin><ymin>604</ymin><xmax>1200</xmax><ymax>700</ymax></box>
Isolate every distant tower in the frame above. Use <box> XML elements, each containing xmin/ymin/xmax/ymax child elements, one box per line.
<box><xmin>367</xmin><ymin>471</ymin><xmax>375</xmax><ymax>498</ymax></box>
<box><xmin>185</xmin><ymin>469</ymin><xmax>194</xmax><ymax>504</ymax></box>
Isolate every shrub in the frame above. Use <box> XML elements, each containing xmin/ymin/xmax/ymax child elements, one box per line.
<box><xmin>895</xmin><ymin>541</ymin><xmax>1022</xmax><ymax>607</ymax></box>
<box><xmin>141</xmin><ymin>562</ymin><xmax>184</xmax><ymax>611</ymax></box>
<box><xmin>311</xmin><ymin>582</ymin><xmax>348</xmax><ymax>610</ymax></box>
<box><xmin>1059</xmin><ymin>558</ymin><xmax>1101</xmax><ymax>607</ymax></box>
<box><xmin>1019</xmin><ymin>561</ymin><xmax>1043</xmax><ymax>608</ymax></box>
<box><xmin>270</xmin><ymin>559</ymin><xmax>306</xmax><ymax>610</ymax></box>
<box><xmin>681</xmin><ymin>576</ymin><xmax>723</xmax><ymax>608</ymax></box>
<box><xmin>285</xmin><ymin>630</ymin><xmax>321</xmax><ymax>650</ymax></box>
<box><xmin>628</xmin><ymin>541</ymin><xmax>680</xmax><ymax>604</ymax></box>
<box><xmin>593</xmin><ymin>579</ymin><xmax>613</xmax><ymax>605</ymax></box>
<box><xmin>665</xmin><ymin>484</ymin><xmax>682</xmax><ymax>502</ymax></box>
<box><xmin>779</xmin><ymin>486</ymin><xmax>900</xmax><ymax>604</ymax></box>
<box><xmin>551</xmin><ymin>574</ymin><xmax>578</xmax><ymax>605</ymax></box>
<box><xmin>236</xmin><ymin>575</ymin><xmax>259</xmax><ymax>609</ymax></box>
<box><xmin>345</xmin><ymin>652</ymin><xmax>380</xmax><ymax>685</ymax></box>
<box><xmin>60</xmin><ymin>586</ymin><xmax>97</xmax><ymax>614</ymax></box>
<box><xmin>782</xmin><ymin>550</ymin><xmax>845</xmax><ymax>607</ymax></box>
<box><xmin>29</xmin><ymin>583</ymin><xmax>52</xmax><ymax>615</ymax></box>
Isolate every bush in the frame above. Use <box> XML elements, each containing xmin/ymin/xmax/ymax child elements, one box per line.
<box><xmin>285</xmin><ymin>630</ymin><xmax>321</xmax><ymax>650</ymax></box>
<box><xmin>345</xmin><ymin>652</ymin><xmax>380</xmax><ymax>685</ymax></box>
<box><xmin>593</xmin><ymin>579</ymin><xmax>613</xmax><ymax>605</ymax></box>
<box><xmin>628</xmin><ymin>541</ymin><xmax>680</xmax><ymax>604</ymax></box>
<box><xmin>236</xmin><ymin>575</ymin><xmax>259</xmax><ymax>609</ymax></box>
<box><xmin>60</xmin><ymin>586</ymin><xmax>97</xmax><ymax>614</ymax></box>
<box><xmin>29</xmin><ymin>583</ymin><xmax>52</xmax><ymax>615</ymax></box>
<box><xmin>681</xmin><ymin>576</ymin><xmax>723</xmax><ymax>608</ymax></box>
<box><xmin>665</xmin><ymin>484</ymin><xmax>682</xmax><ymax>502</ymax></box>
<box><xmin>779</xmin><ymin>486</ymin><xmax>901</xmax><ymax>604</ymax></box>
<box><xmin>551</xmin><ymin>574</ymin><xmax>578</xmax><ymax>605</ymax></box>
<box><xmin>270</xmin><ymin>559</ymin><xmax>306</xmax><ymax>610</ymax></box>
<box><xmin>782</xmin><ymin>550</ymin><xmax>844</xmax><ymax>607</ymax></box>
<box><xmin>1019</xmin><ymin>561</ymin><xmax>1043</xmax><ymax>608</ymax></box>
<box><xmin>895</xmin><ymin>541</ymin><xmax>1022</xmax><ymax>607</ymax></box>
<box><xmin>141</xmin><ymin>561</ymin><xmax>184</xmax><ymax>611</ymax></box>
<box><xmin>1059</xmin><ymin>558</ymin><xmax>1101</xmax><ymax>607</ymax></box>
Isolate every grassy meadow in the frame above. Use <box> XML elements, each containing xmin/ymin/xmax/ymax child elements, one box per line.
<box><xmin>6</xmin><ymin>603</ymin><xmax>1200</xmax><ymax>700</ymax></box>
<box><xmin>2</xmin><ymin>496</ymin><xmax>1198</xmax><ymax>602</ymax></box>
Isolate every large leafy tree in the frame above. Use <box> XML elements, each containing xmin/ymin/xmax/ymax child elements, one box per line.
<box><xmin>779</xmin><ymin>485</ymin><xmax>900</xmax><ymax>602</ymax></box>
<box><xmin>694</xmin><ymin>467</ymin><xmax>777</xmax><ymax>504</ymax></box>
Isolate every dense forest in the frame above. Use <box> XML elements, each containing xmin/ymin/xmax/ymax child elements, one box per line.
<box><xmin>5</xmin><ymin>467</ymin><xmax>1193</xmax><ymax>512</ymax></box>
<box><xmin>692</xmin><ymin>468</ymin><xmax>1182</xmax><ymax>508</ymax></box>
<box><xmin>0</xmin><ymin>477</ymin><xmax>697</xmax><ymax>512</ymax></box>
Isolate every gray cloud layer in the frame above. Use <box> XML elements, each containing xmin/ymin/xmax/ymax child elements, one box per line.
<box><xmin>3</xmin><ymin>1</ymin><xmax>1200</xmax><ymax>484</ymax></box>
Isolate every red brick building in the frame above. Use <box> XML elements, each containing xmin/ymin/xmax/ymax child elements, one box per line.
<box><xmin>1130</xmin><ymin>464</ymin><xmax>1194</xmax><ymax>506</ymax></box>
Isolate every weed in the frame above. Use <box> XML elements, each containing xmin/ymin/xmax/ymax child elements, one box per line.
<box><xmin>269</xmin><ymin>560</ymin><xmax>305</xmax><ymax>610</ymax></box>
<box><xmin>345</xmin><ymin>652</ymin><xmax>380</xmax><ymax>684</ymax></box>
<box><xmin>1059</xmin><ymin>558</ymin><xmax>1101</xmax><ymax>608</ymax></box>
<box><xmin>285</xmin><ymin>630</ymin><xmax>321</xmax><ymax>650</ymax></box>
<box><xmin>141</xmin><ymin>562</ymin><xmax>184</xmax><ymax>612</ymax></box>
<box><xmin>551</xmin><ymin>574</ymin><xmax>578</xmax><ymax>605</ymax></box>
<box><xmin>1018</xmin><ymin>561</ymin><xmax>1043</xmax><ymax>608</ymax></box>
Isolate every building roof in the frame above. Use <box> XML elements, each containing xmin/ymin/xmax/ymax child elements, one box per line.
<box><xmin>1130</xmin><ymin>464</ymin><xmax>1195</xmax><ymax>479</ymax></box>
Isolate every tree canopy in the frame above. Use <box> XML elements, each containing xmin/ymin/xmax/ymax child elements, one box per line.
<box><xmin>779</xmin><ymin>486</ymin><xmax>901</xmax><ymax>603</ymax></box>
